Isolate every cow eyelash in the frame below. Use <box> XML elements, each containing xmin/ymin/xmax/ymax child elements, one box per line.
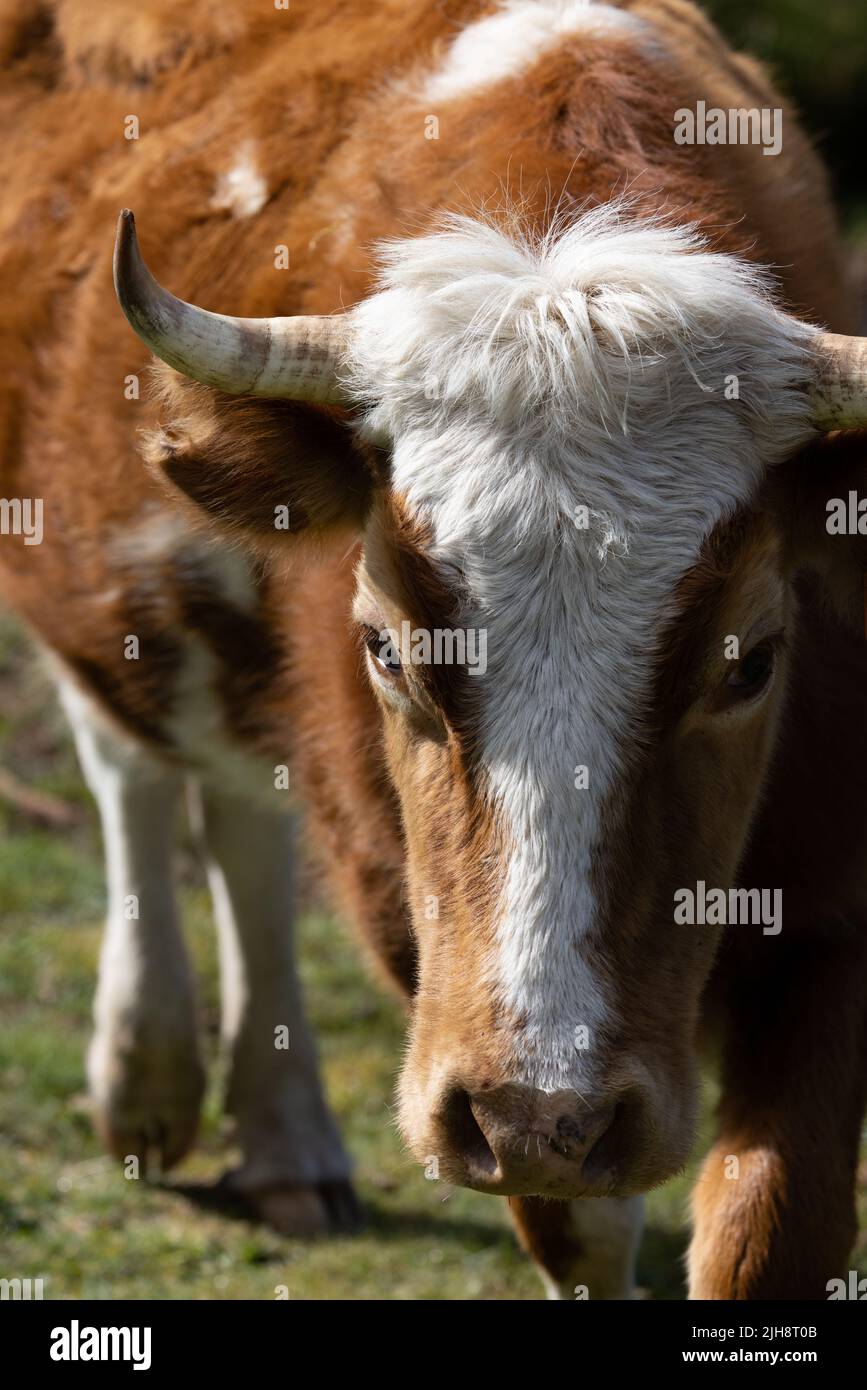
<box><xmin>360</xmin><ymin>624</ymin><xmax>403</xmax><ymax>676</ymax></box>
<box><xmin>723</xmin><ymin>632</ymin><xmax>785</xmax><ymax>702</ymax></box>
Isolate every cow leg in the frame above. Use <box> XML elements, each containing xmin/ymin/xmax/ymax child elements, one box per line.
<box><xmin>509</xmin><ymin>1194</ymin><xmax>644</xmax><ymax>1299</ymax></box>
<box><xmin>689</xmin><ymin>933</ymin><xmax>867</xmax><ymax>1299</ymax></box>
<box><xmin>195</xmin><ymin>783</ymin><xmax>356</xmax><ymax>1235</ymax></box>
<box><xmin>60</xmin><ymin>680</ymin><xmax>206</xmax><ymax>1170</ymax></box>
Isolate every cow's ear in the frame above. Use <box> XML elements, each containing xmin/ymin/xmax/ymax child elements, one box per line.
<box><xmin>766</xmin><ymin>431</ymin><xmax>867</xmax><ymax>633</ymax></box>
<box><xmin>140</xmin><ymin>366</ymin><xmax>376</xmax><ymax>550</ymax></box>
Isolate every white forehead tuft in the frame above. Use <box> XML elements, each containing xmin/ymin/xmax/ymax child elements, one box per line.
<box><xmin>422</xmin><ymin>0</ymin><xmax>646</xmax><ymax>105</ymax></box>
<box><xmin>348</xmin><ymin>204</ymin><xmax>817</xmax><ymax>450</ymax></box>
<box><xmin>347</xmin><ymin>204</ymin><xmax>817</xmax><ymax>1090</ymax></box>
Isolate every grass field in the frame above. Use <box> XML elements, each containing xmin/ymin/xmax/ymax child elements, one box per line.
<box><xmin>1</xmin><ymin>614</ymin><xmax>866</xmax><ymax>1301</ymax></box>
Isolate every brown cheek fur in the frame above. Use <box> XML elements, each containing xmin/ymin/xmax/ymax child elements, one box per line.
<box><xmin>561</xmin><ymin>516</ymin><xmax>794</xmax><ymax>1184</ymax></box>
<box><xmin>359</xmin><ymin>501</ymin><xmax>517</xmax><ymax>1112</ymax></box>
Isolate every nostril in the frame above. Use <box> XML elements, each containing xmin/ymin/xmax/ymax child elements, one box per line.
<box><xmin>580</xmin><ymin>1101</ymin><xmax>624</xmax><ymax>1183</ymax></box>
<box><xmin>439</xmin><ymin>1088</ymin><xmax>497</xmax><ymax>1178</ymax></box>
<box><xmin>555</xmin><ymin>1114</ymin><xmax>588</xmax><ymax>1145</ymax></box>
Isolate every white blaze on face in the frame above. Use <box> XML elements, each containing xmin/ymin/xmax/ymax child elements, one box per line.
<box><xmin>422</xmin><ymin>0</ymin><xmax>646</xmax><ymax>104</ymax></box>
<box><xmin>347</xmin><ymin>205</ymin><xmax>818</xmax><ymax>1092</ymax></box>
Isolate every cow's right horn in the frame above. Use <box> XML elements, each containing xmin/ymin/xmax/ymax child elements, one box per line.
<box><xmin>811</xmin><ymin>332</ymin><xmax>867</xmax><ymax>430</ymax></box>
<box><xmin>113</xmin><ymin>210</ymin><xmax>350</xmax><ymax>405</ymax></box>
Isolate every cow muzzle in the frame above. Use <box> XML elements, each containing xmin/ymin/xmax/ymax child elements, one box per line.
<box><xmin>428</xmin><ymin>1082</ymin><xmax>626</xmax><ymax>1198</ymax></box>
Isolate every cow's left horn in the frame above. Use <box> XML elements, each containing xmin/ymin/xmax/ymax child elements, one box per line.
<box><xmin>811</xmin><ymin>332</ymin><xmax>867</xmax><ymax>430</ymax></box>
<box><xmin>113</xmin><ymin>210</ymin><xmax>349</xmax><ymax>404</ymax></box>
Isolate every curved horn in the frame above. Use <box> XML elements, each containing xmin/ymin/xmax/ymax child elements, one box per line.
<box><xmin>811</xmin><ymin>332</ymin><xmax>867</xmax><ymax>431</ymax></box>
<box><xmin>113</xmin><ymin>210</ymin><xmax>349</xmax><ymax>404</ymax></box>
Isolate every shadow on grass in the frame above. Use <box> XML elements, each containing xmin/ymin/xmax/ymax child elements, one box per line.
<box><xmin>168</xmin><ymin>1177</ymin><xmax>519</xmax><ymax>1249</ymax></box>
<box><xmin>168</xmin><ymin>1175</ymin><xmax>690</xmax><ymax>1299</ymax></box>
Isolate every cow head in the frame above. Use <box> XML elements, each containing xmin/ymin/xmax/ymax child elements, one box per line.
<box><xmin>115</xmin><ymin>208</ymin><xmax>867</xmax><ymax>1198</ymax></box>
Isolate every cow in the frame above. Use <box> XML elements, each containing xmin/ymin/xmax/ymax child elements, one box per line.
<box><xmin>1</xmin><ymin>0</ymin><xmax>866</xmax><ymax>1300</ymax></box>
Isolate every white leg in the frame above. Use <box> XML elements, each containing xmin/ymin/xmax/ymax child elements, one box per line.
<box><xmin>60</xmin><ymin>680</ymin><xmax>206</xmax><ymax>1170</ymax></box>
<box><xmin>194</xmin><ymin>782</ymin><xmax>356</xmax><ymax>1234</ymax></box>
<box><xmin>537</xmin><ymin>1196</ymin><xmax>645</xmax><ymax>1300</ymax></box>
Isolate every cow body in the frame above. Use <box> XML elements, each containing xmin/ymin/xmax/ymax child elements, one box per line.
<box><xmin>2</xmin><ymin>0</ymin><xmax>866</xmax><ymax>1297</ymax></box>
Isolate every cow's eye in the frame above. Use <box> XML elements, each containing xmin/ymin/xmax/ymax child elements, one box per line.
<box><xmin>725</xmin><ymin>640</ymin><xmax>775</xmax><ymax>698</ymax></box>
<box><xmin>363</xmin><ymin>625</ymin><xmax>402</xmax><ymax>677</ymax></box>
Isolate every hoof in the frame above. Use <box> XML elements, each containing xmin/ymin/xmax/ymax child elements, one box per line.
<box><xmin>88</xmin><ymin>1030</ymin><xmax>206</xmax><ymax>1174</ymax></box>
<box><xmin>240</xmin><ymin>1178</ymin><xmax>362</xmax><ymax>1238</ymax></box>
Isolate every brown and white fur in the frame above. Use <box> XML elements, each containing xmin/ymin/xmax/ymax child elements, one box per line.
<box><xmin>1</xmin><ymin>0</ymin><xmax>865</xmax><ymax>1296</ymax></box>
